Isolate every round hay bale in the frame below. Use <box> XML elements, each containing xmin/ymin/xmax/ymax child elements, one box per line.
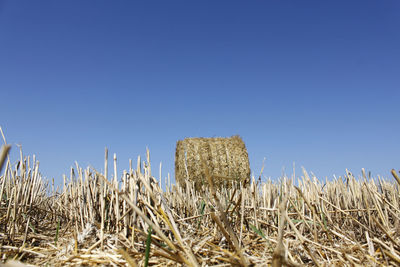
<box><xmin>175</xmin><ymin>135</ymin><xmax>250</xmax><ymax>190</ymax></box>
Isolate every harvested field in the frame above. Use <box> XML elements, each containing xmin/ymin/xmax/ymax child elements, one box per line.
<box><xmin>1</xmin><ymin>144</ymin><xmax>400</xmax><ymax>266</ymax></box>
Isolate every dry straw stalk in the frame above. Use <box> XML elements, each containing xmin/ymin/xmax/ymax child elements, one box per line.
<box><xmin>1</xmin><ymin>129</ymin><xmax>400</xmax><ymax>266</ymax></box>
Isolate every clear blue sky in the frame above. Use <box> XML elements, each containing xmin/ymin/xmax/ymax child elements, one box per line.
<box><xmin>1</xmin><ymin>1</ymin><xmax>399</xmax><ymax>185</ymax></box>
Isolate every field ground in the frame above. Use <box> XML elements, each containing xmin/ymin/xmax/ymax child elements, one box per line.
<box><xmin>1</xmin><ymin>145</ymin><xmax>400</xmax><ymax>266</ymax></box>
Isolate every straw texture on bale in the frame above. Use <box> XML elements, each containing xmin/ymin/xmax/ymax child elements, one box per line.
<box><xmin>175</xmin><ymin>135</ymin><xmax>250</xmax><ymax>189</ymax></box>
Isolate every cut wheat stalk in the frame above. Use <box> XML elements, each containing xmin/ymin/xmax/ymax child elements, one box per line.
<box><xmin>1</xmin><ymin>136</ymin><xmax>399</xmax><ymax>266</ymax></box>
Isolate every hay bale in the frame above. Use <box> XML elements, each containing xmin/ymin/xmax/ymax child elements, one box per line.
<box><xmin>175</xmin><ymin>135</ymin><xmax>250</xmax><ymax>189</ymax></box>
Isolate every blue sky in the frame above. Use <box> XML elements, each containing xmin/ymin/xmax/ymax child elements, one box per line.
<box><xmin>0</xmin><ymin>1</ymin><xmax>399</xmax><ymax>185</ymax></box>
